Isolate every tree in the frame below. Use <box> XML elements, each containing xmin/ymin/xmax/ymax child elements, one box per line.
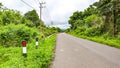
<box><xmin>84</xmin><ymin>14</ymin><xmax>103</xmax><ymax>28</ymax></box>
<box><xmin>83</xmin><ymin>5</ymin><xmax>96</xmax><ymax>18</ymax></box>
<box><xmin>0</xmin><ymin>2</ymin><xmax>3</xmax><ymax>9</ymax></box>
<box><xmin>0</xmin><ymin>9</ymin><xmax>23</xmax><ymax>25</ymax></box>
<box><xmin>68</xmin><ymin>11</ymin><xmax>84</xmax><ymax>29</ymax></box>
<box><xmin>68</xmin><ymin>5</ymin><xmax>96</xmax><ymax>29</ymax></box>
<box><xmin>94</xmin><ymin>0</ymin><xmax>120</xmax><ymax>36</ymax></box>
<box><xmin>24</xmin><ymin>10</ymin><xmax>44</xmax><ymax>27</ymax></box>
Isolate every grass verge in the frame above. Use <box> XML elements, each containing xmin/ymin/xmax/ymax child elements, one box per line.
<box><xmin>0</xmin><ymin>34</ymin><xmax>56</xmax><ymax>68</ymax></box>
<box><xmin>68</xmin><ymin>32</ymin><xmax>120</xmax><ymax>49</ymax></box>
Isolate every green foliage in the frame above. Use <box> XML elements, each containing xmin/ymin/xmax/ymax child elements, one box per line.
<box><xmin>84</xmin><ymin>27</ymin><xmax>99</xmax><ymax>36</ymax></box>
<box><xmin>94</xmin><ymin>0</ymin><xmax>120</xmax><ymax>36</ymax></box>
<box><xmin>117</xmin><ymin>33</ymin><xmax>120</xmax><ymax>40</ymax></box>
<box><xmin>0</xmin><ymin>10</ymin><xmax>21</xmax><ymax>25</ymax></box>
<box><xmin>0</xmin><ymin>3</ymin><xmax>2</xmax><ymax>7</ymax></box>
<box><xmin>43</xmin><ymin>27</ymin><xmax>61</xmax><ymax>37</ymax></box>
<box><xmin>21</xmin><ymin>17</ymin><xmax>34</xmax><ymax>27</ymax></box>
<box><xmin>0</xmin><ymin>34</ymin><xmax>56</xmax><ymax>68</ymax></box>
<box><xmin>84</xmin><ymin>14</ymin><xmax>103</xmax><ymax>27</ymax></box>
<box><xmin>68</xmin><ymin>31</ymin><xmax>120</xmax><ymax>48</ymax></box>
<box><xmin>68</xmin><ymin>5</ymin><xmax>97</xmax><ymax>29</ymax></box>
<box><xmin>0</xmin><ymin>3</ymin><xmax>59</xmax><ymax>68</ymax></box>
<box><xmin>83</xmin><ymin>5</ymin><xmax>96</xmax><ymax>18</ymax></box>
<box><xmin>0</xmin><ymin>9</ymin><xmax>34</xmax><ymax>27</ymax></box>
<box><xmin>68</xmin><ymin>0</ymin><xmax>120</xmax><ymax>37</ymax></box>
<box><xmin>68</xmin><ymin>11</ymin><xmax>84</xmax><ymax>29</ymax></box>
<box><xmin>24</xmin><ymin>10</ymin><xmax>44</xmax><ymax>27</ymax></box>
<box><xmin>67</xmin><ymin>0</ymin><xmax>120</xmax><ymax>48</ymax></box>
<box><xmin>0</xmin><ymin>24</ymin><xmax>39</xmax><ymax>47</ymax></box>
<box><xmin>0</xmin><ymin>2</ymin><xmax>3</xmax><ymax>10</ymax></box>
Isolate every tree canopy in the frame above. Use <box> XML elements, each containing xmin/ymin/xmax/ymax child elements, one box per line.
<box><xmin>68</xmin><ymin>0</ymin><xmax>120</xmax><ymax>37</ymax></box>
<box><xmin>24</xmin><ymin>10</ymin><xmax>44</xmax><ymax>27</ymax></box>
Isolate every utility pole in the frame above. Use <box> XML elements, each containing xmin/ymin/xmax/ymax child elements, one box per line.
<box><xmin>51</xmin><ymin>21</ymin><xmax>53</xmax><ymax>25</ymax></box>
<box><xmin>39</xmin><ymin>2</ymin><xmax>45</xmax><ymax>20</ymax></box>
<box><xmin>39</xmin><ymin>2</ymin><xmax>45</xmax><ymax>32</ymax></box>
<box><xmin>21</xmin><ymin>0</ymin><xmax>45</xmax><ymax>32</ymax></box>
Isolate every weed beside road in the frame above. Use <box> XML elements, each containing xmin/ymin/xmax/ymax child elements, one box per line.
<box><xmin>0</xmin><ymin>34</ymin><xmax>56</xmax><ymax>68</ymax></box>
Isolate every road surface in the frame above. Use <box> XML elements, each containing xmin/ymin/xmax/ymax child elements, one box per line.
<box><xmin>50</xmin><ymin>33</ymin><xmax>120</xmax><ymax>68</ymax></box>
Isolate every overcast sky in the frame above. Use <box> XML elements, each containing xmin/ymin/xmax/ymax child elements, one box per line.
<box><xmin>0</xmin><ymin>0</ymin><xmax>99</xmax><ymax>29</ymax></box>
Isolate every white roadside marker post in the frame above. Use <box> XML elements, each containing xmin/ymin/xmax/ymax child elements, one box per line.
<box><xmin>36</xmin><ymin>37</ymin><xmax>38</xmax><ymax>49</ymax></box>
<box><xmin>22</xmin><ymin>40</ymin><xmax>27</xmax><ymax>58</ymax></box>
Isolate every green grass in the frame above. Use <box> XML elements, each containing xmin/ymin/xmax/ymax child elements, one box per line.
<box><xmin>0</xmin><ymin>34</ymin><xmax>56</xmax><ymax>68</ymax></box>
<box><xmin>68</xmin><ymin>32</ymin><xmax>120</xmax><ymax>49</ymax></box>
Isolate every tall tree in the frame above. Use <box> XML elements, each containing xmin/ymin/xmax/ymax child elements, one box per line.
<box><xmin>68</xmin><ymin>11</ymin><xmax>84</xmax><ymax>29</ymax></box>
<box><xmin>94</xmin><ymin>0</ymin><xmax>120</xmax><ymax>36</ymax></box>
<box><xmin>0</xmin><ymin>3</ymin><xmax>3</xmax><ymax>9</ymax></box>
<box><xmin>24</xmin><ymin>10</ymin><xmax>44</xmax><ymax>27</ymax></box>
<box><xmin>68</xmin><ymin>5</ymin><xmax>96</xmax><ymax>29</ymax></box>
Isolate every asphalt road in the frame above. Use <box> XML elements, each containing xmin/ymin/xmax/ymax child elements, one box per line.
<box><xmin>50</xmin><ymin>33</ymin><xmax>120</xmax><ymax>68</ymax></box>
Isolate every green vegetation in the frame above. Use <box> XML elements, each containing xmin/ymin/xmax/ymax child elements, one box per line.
<box><xmin>0</xmin><ymin>24</ymin><xmax>39</xmax><ymax>47</ymax></box>
<box><xmin>0</xmin><ymin>3</ymin><xmax>59</xmax><ymax>68</ymax></box>
<box><xmin>69</xmin><ymin>32</ymin><xmax>120</xmax><ymax>48</ymax></box>
<box><xmin>0</xmin><ymin>34</ymin><xmax>56</xmax><ymax>68</ymax></box>
<box><xmin>67</xmin><ymin>0</ymin><xmax>120</xmax><ymax>48</ymax></box>
<box><xmin>24</xmin><ymin>10</ymin><xmax>44</xmax><ymax>28</ymax></box>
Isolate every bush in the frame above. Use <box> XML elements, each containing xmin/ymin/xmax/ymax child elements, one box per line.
<box><xmin>84</xmin><ymin>27</ymin><xmax>102</xmax><ymax>36</ymax></box>
<box><xmin>117</xmin><ymin>33</ymin><xmax>120</xmax><ymax>40</ymax></box>
<box><xmin>0</xmin><ymin>24</ymin><xmax>39</xmax><ymax>47</ymax></box>
<box><xmin>0</xmin><ymin>34</ymin><xmax>56</xmax><ymax>68</ymax></box>
<box><xmin>72</xmin><ymin>27</ymin><xmax>86</xmax><ymax>35</ymax></box>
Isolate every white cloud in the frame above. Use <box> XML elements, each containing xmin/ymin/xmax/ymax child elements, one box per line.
<box><xmin>0</xmin><ymin>0</ymin><xmax>99</xmax><ymax>29</ymax></box>
<box><xmin>50</xmin><ymin>23</ymin><xmax>71</xmax><ymax>30</ymax></box>
<box><xmin>43</xmin><ymin>0</ymin><xmax>99</xmax><ymax>24</ymax></box>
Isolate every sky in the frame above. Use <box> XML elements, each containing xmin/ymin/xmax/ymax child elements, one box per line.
<box><xmin>0</xmin><ymin>0</ymin><xmax>99</xmax><ymax>29</ymax></box>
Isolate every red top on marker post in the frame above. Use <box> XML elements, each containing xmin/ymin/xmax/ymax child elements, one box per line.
<box><xmin>22</xmin><ymin>40</ymin><xmax>26</xmax><ymax>47</ymax></box>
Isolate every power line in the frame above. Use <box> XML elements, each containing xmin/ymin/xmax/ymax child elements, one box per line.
<box><xmin>21</xmin><ymin>0</ymin><xmax>46</xmax><ymax>33</ymax></box>
<box><xmin>29</xmin><ymin>0</ymin><xmax>39</xmax><ymax>9</ymax></box>
<box><xmin>35</xmin><ymin>0</ymin><xmax>45</xmax><ymax>20</ymax></box>
<box><xmin>21</xmin><ymin>0</ymin><xmax>35</xmax><ymax>9</ymax></box>
<box><xmin>36</xmin><ymin>0</ymin><xmax>52</xmax><ymax>23</ymax></box>
<box><xmin>37</xmin><ymin>0</ymin><xmax>52</xmax><ymax>26</ymax></box>
<box><xmin>37</xmin><ymin>0</ymin><xmax>40</xmax><ymax>3</ymax></box>
<box><xmin>21</xmin><ymin>0</ymin><xmax>40</xmax><ymax>17</ymax></box>
<box><xmin>35</xmin><ymin>0</ymin><xmax>46</xmax><ymax>32</ymax></box>
<box><xmin>34</xmin><ymin>0</ymin><xmax>40</xmax><ymax>8</ymax></box>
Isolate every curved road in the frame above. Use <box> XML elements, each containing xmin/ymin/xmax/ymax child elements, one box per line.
<box><xmin>50</xmin><ymin>33</ymin><xmax>120</xmax><ymax>68</ymax></box>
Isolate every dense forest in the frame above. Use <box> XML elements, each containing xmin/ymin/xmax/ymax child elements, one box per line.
<box><xmin>67</xmin><ymin>0</ymin><xmax>120</xmax><ymax>48</ymax></box>
<box><xmin>0</xmin><ymin>3</ymin><xmax>60</xmax><ymax>68</ymax></box>
<box><xmin>0</xmin><ymin>2</ymin><xmax>61</xmax><ymax>47</ymax></box>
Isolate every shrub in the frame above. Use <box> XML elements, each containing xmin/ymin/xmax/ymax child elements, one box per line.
<box><xmin>117</xmin><ymin>33</ymin><xmax>120</xmax><ymax>40</ymax></box>
<box><xmin>84</xmin><ymin>27</ymin><xmax>102</xmax><ymax>36</ymax></box>
<box><xmin>0</xmin><ymin>34</ymin><xmax>56</xmax><ymax>68</ymax></box>
<box><xmin>0</xmin><ymin>24</ymin><xmax>39</xmax><ymax>47</ymax></box>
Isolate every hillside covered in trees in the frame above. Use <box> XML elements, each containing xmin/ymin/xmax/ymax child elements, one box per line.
<box><xmin>67</xmin><ymin>0</ymin><xmax>120</xmax><ymax>48</ymax></box>
<box><xmin>0</xmin><ymin>3</ymin><xmax>60</xmax><ymax>68</ymax></box>
<box><xmin>0</xmin><ymin>2</ymin><xmax>61</xmax><ymax>47</ymax></box>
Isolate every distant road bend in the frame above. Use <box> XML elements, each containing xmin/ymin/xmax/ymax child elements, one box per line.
<box><xmin>51</xmin><ymin>33</ymin><xmax>120</xmax><ymax>68</ymax></box>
